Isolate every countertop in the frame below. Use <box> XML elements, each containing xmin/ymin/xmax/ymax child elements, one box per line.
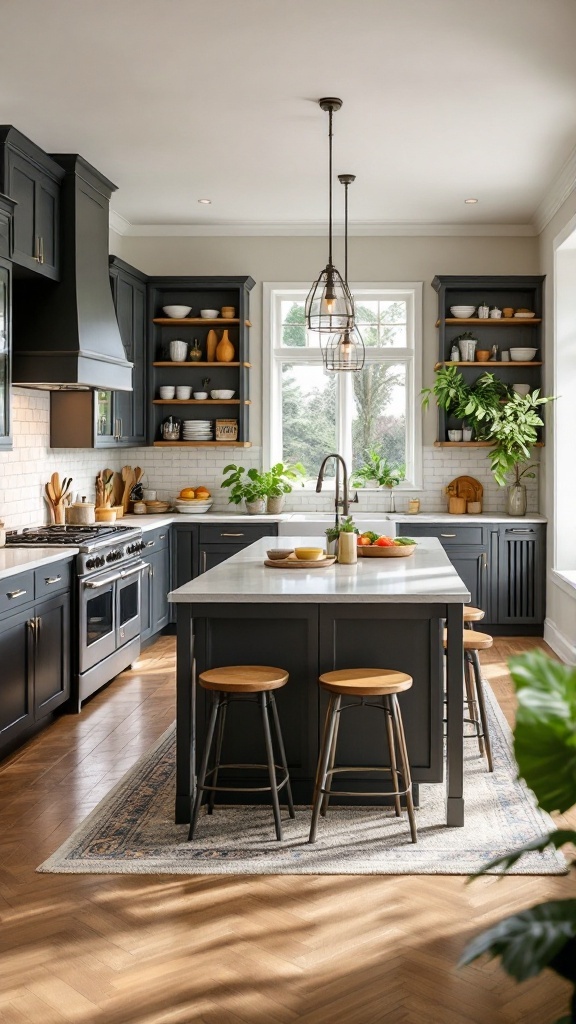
<box><xmin>0</xmin><ymin>547</ymin><xmax>77</xmax><ymax>582</ymax></box>
<box><xmin>123</xmin><ymin>511</ymin><xmax>547</xmax><ymax>531</ymax></box>
<box><xmin>169</xmin><ymin>535</ymin><xmax>471</xmax><ymax>605</ymax></box>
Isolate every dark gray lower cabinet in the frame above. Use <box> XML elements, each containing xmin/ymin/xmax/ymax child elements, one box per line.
<box><xmin>141</xmin><ymin>527</ymin><xmax>171</xmax><ymax>643</ymax></box>
<box><xmin>196</xmin><ymin>523</ymin><xmax>277</xmax><ymax>577</ymax></box>
<box><xmin>0</xmin><ymin>564</ymin><xmax>71</xmax><ymax>756</ymax></box>
<box><xmin>398</xmin><ymin>521</ymin><xmax>545</xmax><ymax>631</ymax></box>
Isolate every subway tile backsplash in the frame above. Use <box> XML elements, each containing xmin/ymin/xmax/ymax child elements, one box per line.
<box><xmin>0</xmin><ymin>389</ymin><xmax>539</xmax><ymax>530</ymax></box>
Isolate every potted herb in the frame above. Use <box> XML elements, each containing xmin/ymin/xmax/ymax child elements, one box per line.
<box><xmin>461</xmin><ymin>650</ymin><xmax>576</xmax><ymax>1022</ymax></box>
<box><xmin>221</xmin><ymin>464</ymin><xmax>268</xmax><ymax>514</ymax></box>
<box><xmin>261</xmin><ymin>462</ymin><xmax>306</xmax><ymax>514</ymax></box>
<box><xmin>351</xmin><ymin>447</ymin><xmax>406</xmax><ymax>512</ymax></box>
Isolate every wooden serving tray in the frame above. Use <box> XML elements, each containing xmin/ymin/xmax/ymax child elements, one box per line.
<box><xmin>264</xmin><ymin>554</ymin><xmax>336</xmax><ymax>569</ymax></box>
<box><xmin>358</xmin><ymin>545</ymin><xmax>416</xmax><ymax>558</ymax></box>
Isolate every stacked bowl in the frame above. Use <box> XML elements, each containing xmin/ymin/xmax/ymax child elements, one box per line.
<box><xmin>173</xmin><ymin>497</ymin><xmax>213</xmax><ymax>514</ymax></box>
<box><xmin>450</xmin><ymin>305</ymin><xmax>476</xmax><ymax>318</ymax></box>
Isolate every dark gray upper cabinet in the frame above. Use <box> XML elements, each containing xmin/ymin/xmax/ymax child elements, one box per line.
<box><xmin>0</xmin><ymin>126</ymin><xmax>64</xmax><ymax>280</ymax></box>
<box><xmin>0</xmin><ymin>196</ymin><xmax>15</xmax><ymax>451</ymax></box>
<box><xmin>108</xmin><ymin>257</ymin><xmax>148</xmax><ymax>446</ymax></box>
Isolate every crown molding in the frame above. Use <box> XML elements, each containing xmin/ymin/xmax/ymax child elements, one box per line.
<box><xmin>106</xmin><ymin>216</ymin><xmax>535</xmax><ymax>238</ymax></box>
<box><xmin>533</xmin><ymin>143</ymin><xmax>576</xmax><ymax>234</ymax></box>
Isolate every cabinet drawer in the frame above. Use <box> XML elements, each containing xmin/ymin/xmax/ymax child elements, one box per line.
<box><xmin>142</xmin><ymin>527</ymin><xmax>170</xmax><ymax>553</ymax></box>
<box><xmin>400</xmin><ymin>524</ymin><xmax>484</xmax><ymax>546</ymax></box>
<box><xmin>34</xmin><ymin>560</ymin><xmax>71</xmax><ymax>600</ymax></box>
<box><xmin>0</xmin><ymin>572</ymin><xmax>35</xmax><ymax>615</ymax></box>
<box><xmin>199</xmin><ymin>524</ymin><xmax>277</xmax><ymax>544</ymax></box>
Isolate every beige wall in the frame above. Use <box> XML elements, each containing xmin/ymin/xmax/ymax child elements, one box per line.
<box><xmin>116</xmin><ymin>233</ymin><xmax>540</xmax><ymax>447</ymax></box>
<box><xmin>538</xmin><ymin>192</ymin><xmax>576</xmax><ymax>662</ymax></box>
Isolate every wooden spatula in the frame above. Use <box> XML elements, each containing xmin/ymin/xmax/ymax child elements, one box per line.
<box><xmin>121</xmin><ymin>466</ymin><xmax>134</xmax><ymax>513</ymax></box>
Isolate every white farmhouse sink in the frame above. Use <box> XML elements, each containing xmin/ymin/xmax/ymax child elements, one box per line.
<box><xmin>278</xmin><ymin>513</ymin><xmax>396</xmax><ymax>538</ymax></box>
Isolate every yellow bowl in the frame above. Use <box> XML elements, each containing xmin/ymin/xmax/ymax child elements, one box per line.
<box><xmin>294</xmin><ymin>547</ymin><xmax>325</xmax><ymax>561</ymax></box>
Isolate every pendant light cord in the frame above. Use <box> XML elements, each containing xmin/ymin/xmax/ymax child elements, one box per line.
<box><xmin>344</xmin><ymin>179</ymin><xmax>348</xmax><ymax>282</ymax></box>
<box><xmin>328</xmin><ymin>106</ymin><xmax>333</xmax><ymax>266</ymax></box>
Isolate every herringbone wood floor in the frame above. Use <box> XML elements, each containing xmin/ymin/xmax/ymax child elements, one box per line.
<box><xmin>0</xmin><ymin>636</ymin><xmax>573</xmax><ymax>1024</ymax></box>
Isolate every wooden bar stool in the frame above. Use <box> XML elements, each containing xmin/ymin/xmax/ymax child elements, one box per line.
<box><xmin>464</xmin><ymin>605</ymin><xmax>485</xmax><ymax>627</ymax></box>
<box><xmin>309</xmin><ymin>669</ymin><xmax>417</xmax><ymax>845</ymax></box>
<box><xmin>188</xmin><ymin>665</ymin><xmax>295</xmax><ymax>841</ymax></box>
<box><xmin>443</xmin><ymin>629</ymin><xmax>494</xmax><ymax>773</ymax></box>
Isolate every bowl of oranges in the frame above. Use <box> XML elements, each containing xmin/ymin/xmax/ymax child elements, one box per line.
<box><xmin>174</xmin><ymin>486</ymin><xmax>213</xmax><ymax>514</ymax></box>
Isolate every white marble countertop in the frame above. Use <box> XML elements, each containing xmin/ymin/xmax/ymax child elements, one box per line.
<box><xmin>0</xmin><ymin>547</ymin><xmax>77</xmax><ymax>581</ymax></box>
<box><xmin>169</xmin><ymin>535</ymin><xmax>471</xmax><ymax>605</ymax></box>
<box><xmin>123</xmin><ymin>510</ymin><xmax>546</xmax><ymax>532</ymax></box>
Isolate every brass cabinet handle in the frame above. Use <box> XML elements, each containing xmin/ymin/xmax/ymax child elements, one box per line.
<box><xmin>44</xmin><ymin>575</ymin><xmax>62</xmax><ymax>585</ymax></box>
<box><xmin>7</xmin><ymin>588</ymin><xmax>27</xmax><ymax>599</ymax></box>
<box><xmin>39</xmin><ymin>237</ymin><xmax>45</xmax><ymax>264</ymax></box>
<box><xmin>201</xmin><ymin>551</ymin><xmax>207</xmax><ymax>573</ymax></box>
<box><xmin>221</xmin><ymin>532</ymin><xmax>244</xmax><ymax>537</ymax></box>
<box><xmin>33</xmin><ymin>238</ymin><xmax>41</xmax><ymax>262</ymax></box>
<box><xmin>159</xmin><ymin>534</ymin><xmax>166</xmax><ymax>540</ymax></box>
<box><xmin>440</xmin><ymin>533</ymin><xmax>456</xmax><ymax>538</ymax></box>
<box><xmin>482</xmin><ymin>553</ymin><xmax>488</xmax><ymax>570</ymax></box>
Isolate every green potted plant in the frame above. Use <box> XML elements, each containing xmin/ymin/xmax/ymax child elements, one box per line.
<box><xmin>221</xmin><ymin>464</ymin><xmax>268</xmax><ymax>514</ymax></box>
<box><xmin>485</xmin><ymin>389</ymin><xmax>553</xmax><ymax>514</ymax></box>
<box><xmin>261</xmin><ymin>462</ymin><xmax>306</xmax><ymax>514</ymax></box>
<box><xmin>351</xmin><ymin>447</ymin><xmax>406</xmax><ymax>512</ymax></box>
<box><xmin>461</xmin><ymin>650</ymin><xmax>576</xmax><ymax>1023</ymax></box>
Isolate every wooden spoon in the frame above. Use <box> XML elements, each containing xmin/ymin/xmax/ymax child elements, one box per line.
<box><xmin>133</xmin><ymin>466</ymin><xmax>143</xmax><ymax>485</ymax></box>
<box><xmin>51</xmin><ymin>472</ymin><xmax>61</xmax><ymax>502</ymax></box>
<box><xmin>46</xmin><ymin>479</ymin><xmax>57</xmax><ymax>505</ymax></box>
<box><xmin>121</xmin><ymin>466</ymin><xmax>134</xmax><ymax>513</ymax></box>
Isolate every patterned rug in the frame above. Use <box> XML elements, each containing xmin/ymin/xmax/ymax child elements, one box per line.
<box><xmin>38</xmin><ymin>684</ymin><xmax>567</xmax><ymax>875</ymax></box>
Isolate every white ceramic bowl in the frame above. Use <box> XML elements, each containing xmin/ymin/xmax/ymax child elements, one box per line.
<box><xmin>450</xmin><ymin>305</ymin><xmax>476</xmax><ymax>317</ymax></box>
<box><xmin>509</xmin><ymin>348</ymin><xmax>537</xmax><ymax>362</ymax></box>
<box><xmin>159</xmin><ymin>386</ymin><xmax>175</xmax><ymax>399</ymax></box>
<box><xmin>512</xmin><ymin>383</ymin><xmax>531</xmax><ymax>396</ymax></box>
<box><xmin>210</xmin><ymin>389</ymin><xmax>235</xmax><ymax>400</ymax></box>
<box><xmin>174</xmin><ymin>502</ymin><xmax>213</xmax><ymax>514</ymax></box>
<box><xmin>163</xmin><ymin>305</ymin><xmax>192</xmax><ymax>318</ymax></box>
<box><xmin>200</xmin><ymin>309</ymin><xmax>219</xmax><ymax>319</ymax></box>
<box><xmin>193</xmin><ymin>392</ymin><xmax>208</xmax><ymax>400</ymax></box>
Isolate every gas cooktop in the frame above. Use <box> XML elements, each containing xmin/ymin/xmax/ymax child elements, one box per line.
<box><xmin>7</xmin><ymin>524</ymin><xmax>138</xmax><ymax>546</ymax></box>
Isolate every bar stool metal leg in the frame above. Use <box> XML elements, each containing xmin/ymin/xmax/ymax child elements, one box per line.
<box><xmin>188</xmin><ymin>690</ymin><xmax>220</xmax><ymax>840</ymax></box>
<box><xmin>384</xmin><ymin>696</ymin><xmax>402</xmax><ymax>817</ymax></box>
<box><xmin>260</xmin><ymin>691</ymin><xmax>283</xmax><ymax>841</ymax></box>
<box><xmin>470</xmin><ymin>650</ymin><xmax>494</xmax><ymax>773</ymax></box>
<box><xmin>207</xmin><ymin>695</ymin><xmax>228</xmax><ymax>814</ymax></box>
<box><xmin>320</xmin><ymin>700</ymin><xmax>342</xmax><ymax>817</ymax></box>
<box><xmin>390</xmin><ymin>695</ymin><xmax>417</xmax><ymax>843</ymax></box>
<box><xmin>269</xmin><ymin>693</ymin><xmax>295</xmax><ymax>819</ymax></box>
<box><xmin>464</xmin><ymin>652</ymin><xmax>485</xmax><ymax>756</ymax></box>
<box><xmin>309</xmin><ymin>694</ymin><xmax>341</xmax><ymax>843</ymax></box>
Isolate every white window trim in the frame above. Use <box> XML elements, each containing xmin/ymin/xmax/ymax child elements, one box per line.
<box><xmin>262</xmin><ymin>282</ymin><xmax>423</xmax><ymax>488</ymax></box>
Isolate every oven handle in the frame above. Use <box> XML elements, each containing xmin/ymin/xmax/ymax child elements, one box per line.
<box><xmin>121</xmin><ymin>563</ymin><xmax>147</xmax><ymax>580</ymax></box>
<box><xmin>85</xmin><ymin>572</ymin><xmax>123</xmax><ymax>589</ymax></box>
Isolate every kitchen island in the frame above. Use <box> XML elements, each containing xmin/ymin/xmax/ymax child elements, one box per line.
<box><xmin>169</xmin><ymin>536</ymin><xmax>470</xmax><ymax>827</ymax></box>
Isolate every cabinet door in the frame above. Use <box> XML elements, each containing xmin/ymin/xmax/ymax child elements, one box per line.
<box><xmin>0</xmin><ymin>605</ymin><xmax>34</xmax><ymax>751</ymax></box>
<box><xmin>35</xmin><ymin>171</ymin><xmax>60</xmax><ymax>280</ymax></box>
<box><xmin>198</xmin><ymin>542</ymin><xmax>247</xmax><ymax>575</ymax></box>
<box><xmin>0</xmin><ymin>259</ymin><xmax>12</xmax><ymax>450</ymax></box>
<box><xmin>110</xmin><ymin>262</ymin><xmax>147</xmax><ymax>447</ymax></box>
<box><xmin>448</xmin><ymin>548</ymin><xmax>489</xmax><ymax>617</ymax></box>
<box><xmin>34</xmin><ymin>593</ymin><xmax>70</xmax><ymax>719</ymax></box>
<box><xmin>496</xmin><ymin>526</ymin><xmax>545</xmax><ymax>626</ymax></box>
<box><xmin>151</xmin><ymin>547</ymin><xmax>170</xmax><ymax>633</ymax></box>
<box><xmin>8</xmin><ymin>153</ymin><xmax>37</xmax><ymax>271</ymax></box>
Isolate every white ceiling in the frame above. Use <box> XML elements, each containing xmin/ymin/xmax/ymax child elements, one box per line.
<box><xmin>1</xmin><ymin>0</ymin><xmax>576</xmax><ymax>232</ymax></box>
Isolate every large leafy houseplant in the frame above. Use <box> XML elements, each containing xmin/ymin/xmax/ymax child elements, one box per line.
<box><xmin>461</xmin><ymin>650</ymin><xmax>576</xmax><ymax>1023</ymax></box>
<box><xmin>486</xmin><ymin>390</ymin><xmax>552</xmax><ymax>486</ymax></box>
<box><xmin>221</xmin><ymin>465</ymin><xmax>268</xmax><ymax>508</ymax></box>
<box><xmin>351</xmin><ymin>447</ymin><xmax>406</xmax><ymax>490</ymax></box>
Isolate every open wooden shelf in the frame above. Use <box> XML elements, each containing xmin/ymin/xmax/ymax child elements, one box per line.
<box><xmin>153</xmin><ymin>441</ymin><xmax>252</xmax><ymax>448</ymax></box>
<box><xmin>434</xmin><ymin>440</ymin><xmax>544</xmax><ymax>448</ymax></box>
<box><xmin>436</xmin><ymin>318</ymin><xmax>541</xmax><ymax>327</ymax></box>
<box><xmin>153</xmin><ymin>318</ymin><xmax>251</xmax><ymax>326</ymax></box>
<box><xmin>434</xmin><ymin>361</ymin><xmax>542</xmax><ymax>370</ymax></box>
<box><xmin>153</xmin><ymin>361</ymin><xmax>251</xmax><ymax>368</ymax></box>
<box><xmin>153</xmin><ymin>399</ymin><xmax>249</xmax><ymax>405</ymax></box>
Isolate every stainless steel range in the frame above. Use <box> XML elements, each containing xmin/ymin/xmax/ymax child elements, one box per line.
<box><xmin>7</xmin><ymin>525</ymin><xmax>147</xmax><ymax>708</ymax></box>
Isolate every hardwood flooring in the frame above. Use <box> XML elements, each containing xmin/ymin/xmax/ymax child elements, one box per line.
<box><xmin>0</xmin><ymin>636</ymin><xmax>573</xmax><ymax>1024</ymax></box>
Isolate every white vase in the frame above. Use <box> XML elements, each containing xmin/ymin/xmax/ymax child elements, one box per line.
<box><xmin>506</xmin><ymin>484</ymin><xmax>527</xmax><ymax>517</ymax></box>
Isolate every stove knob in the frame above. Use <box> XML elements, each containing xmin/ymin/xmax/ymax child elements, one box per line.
<box><xmin>96</xmin><ymin>556</ymin><xmax>105</xmax><ymax>568</ymax></box>
<box><xmin>106</xmin><ymin>552</ymin><xmax>115</xmax><ymax>563</ymax></box>
<box><xmin>86</xmin><ymin>558</ymin><xmax>94</xmax><ymax>570</ymax></box>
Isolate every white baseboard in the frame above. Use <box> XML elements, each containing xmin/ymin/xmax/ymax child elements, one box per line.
<box><xmin>544</xmin><ymin>617</ymin><xmax>576</xmax><ymax>665</ymax></box>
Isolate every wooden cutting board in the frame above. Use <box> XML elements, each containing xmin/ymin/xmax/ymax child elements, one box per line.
<box><xmin>445</xmin><ymin>475</ymin><xmax>483</xmax><ymax>504</ymax></box>
<box><xmin>264</xmin><ymin>555</ymin><xmax>336</xmax><ymax>569</ymax></box>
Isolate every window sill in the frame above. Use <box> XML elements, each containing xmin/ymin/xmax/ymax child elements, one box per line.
<box><xmin>551</xmin><ymin>569</ymin><xmax>576</xmax><ymax>598</ymax></box>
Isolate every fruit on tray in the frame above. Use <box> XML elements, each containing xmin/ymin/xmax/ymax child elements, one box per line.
<box><xmin>179</xmin><ymin>486</ymin><xmax>212</xmax><ymax>500</ymax></box>
<box><xmin>357</xmin><ymin>532</ymin><xmax>417</xmax><ymax>547</ymax></box>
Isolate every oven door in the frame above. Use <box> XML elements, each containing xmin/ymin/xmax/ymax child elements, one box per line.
<box><xmin>79</xmin><ymin>570</ymin><xmax>120</xmax><ymax>674</ymax></box>
<box><xmin>116</xmin><ymin>561</ymin><xmax>144</xmax><ymax>649</ymax></box>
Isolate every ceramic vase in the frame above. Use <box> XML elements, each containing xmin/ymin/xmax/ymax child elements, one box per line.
<box><xmin>266</xmin><ymin>495</ymin><xmax>284</xmax><ymax>514</ymax></box>
<box><xmin>506</xmin><ymin>484</ymin><xmax>527</xmax><ymax>517</ymax></box>
<box><xmin>206</xmin><ymin>329</ymin><xmax>218</xmax><ymax>362</ymax></box>
<box><xmin>216</xmin><ymin>329</ymin><xmax>235</xmax><ymax>362</ymax></box>
<box><xmin>337</xmin><ymin>531</ymin><xmax>357</xmax><ymax>564</ymax></box>
<box><xmin>189</xmin><ymin>340</ymin><xmax>203</xmax><ymax>362</ymax></box>
<box><xmin>245</xmin><ymin>498</ymin><xmax>266</xmax><ymax>515</ymax></box>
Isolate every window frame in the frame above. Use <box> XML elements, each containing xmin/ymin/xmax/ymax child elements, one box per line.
<box><xmin>263</xmin><ymin>281</ymin><xmax>423</xmax><ymax>489</ymax></box>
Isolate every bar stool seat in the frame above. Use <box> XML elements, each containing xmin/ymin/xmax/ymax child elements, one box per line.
<box><xmin>464</xmin><ymin>605</ymin><xmax>485</xmax><ymax>624</ymax></box>
<box><xmin>443</xmin><ymin>629</ymin><xmax>494</xmax><ymax>773</ymax></box>
<box><xmin>188</xmin><ymin>665</ymin><xmax>294</xmax><ymax>842</ymax></box>
<box><xmin>310</xmin><ymin>668</ymin><xmax>417</xmax><ymax>844</ymax></box>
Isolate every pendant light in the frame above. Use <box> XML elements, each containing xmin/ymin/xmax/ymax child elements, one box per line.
<box><xmin>324</xmin><ymin>174</ymin><xmax>365</xmax><ymax>372</ymax></box>
<box><xmin>305</xmin><ymin>98</ymin><xmax>354</xmax><ymax>334</ymax></box>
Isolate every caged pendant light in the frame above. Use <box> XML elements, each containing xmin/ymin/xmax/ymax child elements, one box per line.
<box><xmin>305</xmin><ymin>98</ymin><xmax>355</xmax><ymax>334</ymax></box>
<box><xmin>323</xmin><ymin>173</ymin><xmax>365</xmax><ymax>372</ymax></box>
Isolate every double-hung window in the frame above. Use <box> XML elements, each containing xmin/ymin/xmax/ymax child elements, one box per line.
<box><xmin>263</xmin><ymin>283</ymin><xmax>422</xmax><ymax>487</ymax></box>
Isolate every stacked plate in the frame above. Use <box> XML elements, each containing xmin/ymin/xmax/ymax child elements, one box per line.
<box><xmin>182</xmin><ymin>419</ymin><xmax>212</xmax><ymax>441</ymax></box>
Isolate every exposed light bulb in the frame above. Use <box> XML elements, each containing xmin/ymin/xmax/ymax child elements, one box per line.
<box><xmin>323</xmin><ymin>296</ymin><xmax>336</xmax><ymax>314</ymax></box>
<box><xmin>340</xmin><ymin>334</ymin><xmax>352</xmax><ymax>362</ymax></box>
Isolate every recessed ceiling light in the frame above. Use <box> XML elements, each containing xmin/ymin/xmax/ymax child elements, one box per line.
<box><xmin>198</xmin><ymin>198</ymin><xmax>212</xmax><ymax>205</ymax></box>
<box><xmin>464</xmin><ymin>198</ymin><xmax>478</xmax><ymax>204</ymax></box>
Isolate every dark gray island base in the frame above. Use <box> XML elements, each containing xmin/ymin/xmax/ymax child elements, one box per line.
<box><xmin>170</xmin><ymin>537</ymin><xmax>469</xmax><ymax>828</ymax></box>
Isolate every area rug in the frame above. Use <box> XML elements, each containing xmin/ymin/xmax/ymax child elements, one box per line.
<box><xmin>38</xmin><ymin>684</ymin><xmax>567</xmax><ymax>876</ymax></box>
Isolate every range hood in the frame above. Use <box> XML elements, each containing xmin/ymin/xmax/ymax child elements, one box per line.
<box><xmin>12</xmin><ymin>155</ymin><xmax>132</xmax><ymax>391</ymax></box>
